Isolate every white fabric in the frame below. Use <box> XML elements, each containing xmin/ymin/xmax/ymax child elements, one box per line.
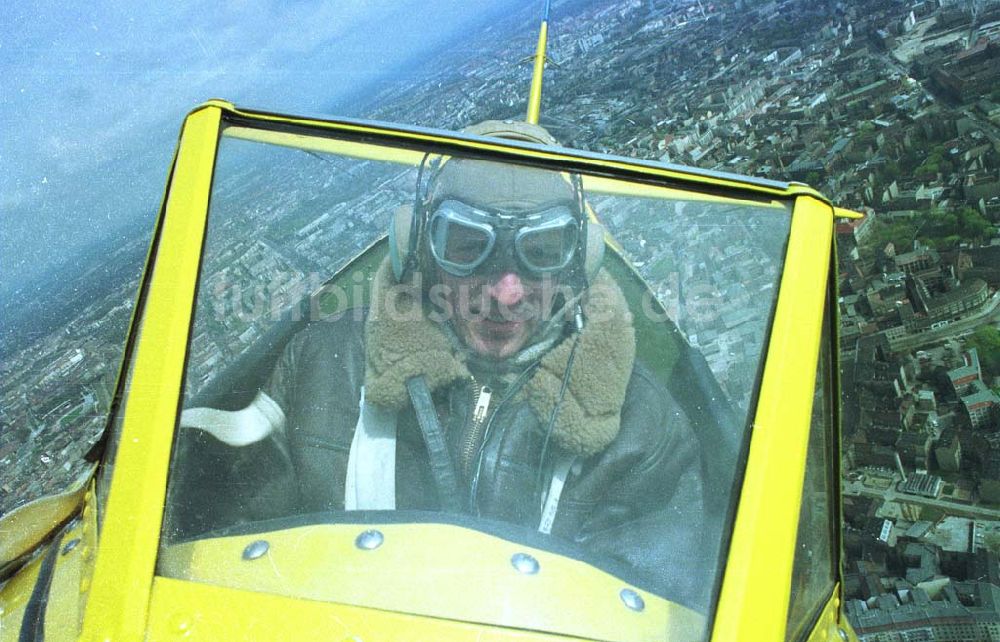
<box><xmin>538</xmin><ymin>454</ymin><xmax>575</xmax><ymax>535</ymax></box>
<box><xmin>180</xmin><ymin>391</ymin><xmax>285</xmax><ymax>447</ymax></box>
<box><xmin>345</xmin><ymin>387</ymin><xmax>398</xmax><ymax>510</ymax></box>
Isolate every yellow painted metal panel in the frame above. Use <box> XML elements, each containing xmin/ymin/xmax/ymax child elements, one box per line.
<box><xmin>801</xmin><ymin>588</ymin><xmax>858</xmax><ymax>642</ymax></box>
<box><xmin>833</xmin><ymin>207</ymin><xmax>864</xmax><ymax>220</ymax></box>
<box><xmin>711</xmin><ymin>196</ymin><xmax>833</xmax><ymax>641</ymax></box>
<box><xmin>146</xmin><ymin>576</ymin><xmax>593</xmax><ymax>641</ymax></box>
<box><xmin>224</xmin><ymin>125</ymin><xmax>426</xmax><ymax>165</ymax></box>
<box><xmin>79</xmin><ymin>105</ymin><xmax>222</xmax><ymax>641</ymax></box>
<box><xmin>1</xmin><ymin>481</ymin><xmax>111</xmax><ymax>642</ymax></box>
<box><xmin>0</xmin><ymin>508</ymin><xmax>88</xmax><ymax>642</ymax></box>
<box><xmin>43</xmin><ymin>510</ymin><xmax>87</xmax><ymax>641</ymax></box>
<box><xmin>0</xmin><ymin>465</ymin><xmax>92</xmax><ymax>568</ymax></box>
<box><xmin>0</xmin><ymin>549</ymin><xmax>43</xmax><ymax>642</ymax></box>
<box><xmin>207</xmin><ymin>101</ymin><xmax>819</xmax><ymax>200</ymax></box>
<box><xmin>157</xmin><ymin>523</ymin><xmax>703</xmax><ymax>642</ymax></box>
<box><xmin>224</xmin><ymin>125</ymin><xmax>787</xmax><ymax>210</ymax></box>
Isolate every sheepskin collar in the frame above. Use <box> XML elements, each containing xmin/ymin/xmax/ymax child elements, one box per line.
<box><xmin>363</xmin><ymin>259</ymin><xmax>635</xmax><ymax>457</ymax></box>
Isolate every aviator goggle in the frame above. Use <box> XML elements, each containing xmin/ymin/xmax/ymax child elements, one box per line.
<box><xmin>427</xmin><ymin>199</ymin><xmax>580</xmax><ymax>278</ymax></box>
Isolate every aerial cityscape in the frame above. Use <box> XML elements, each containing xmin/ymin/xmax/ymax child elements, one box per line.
<box><xmin>3</xmin><ymin>0</ymin><xmax>1000</xmax><ymax>638</ymax></box>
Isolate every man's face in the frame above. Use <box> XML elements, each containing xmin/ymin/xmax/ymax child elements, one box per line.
<box><xmin>436</xmin><ymin>267</ymin><xmax>557</xmax><ymax>360</ymax></box>
<box><xmin>424</xmin><ymin>159</ymin><xmax>579</xmax><ymax>359</ymax></box>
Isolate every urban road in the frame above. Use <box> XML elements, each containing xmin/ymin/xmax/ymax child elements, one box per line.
<box><xmin>890</xmin><ymin>290</ymin><xmax>1000</xmax><ymax>352</ymax></box>
<box><xmin>844</xmin><ymin>479</ymin><xmax>1000</xmax><ymax>521</ymax></box>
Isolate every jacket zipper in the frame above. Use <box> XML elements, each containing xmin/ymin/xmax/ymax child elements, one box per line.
<box><xmin>459</xmin><ymin>379</ymin><xmax>492</xmax><ymax>480</ymax></box>
<box><xmin>467</xmin><ymin>363</ymin><xmax>539</xmax><ymax>513</ymax></box>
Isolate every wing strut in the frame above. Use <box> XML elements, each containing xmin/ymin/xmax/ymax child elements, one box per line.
<box><xmin>526</xmin><ymin>0</ymin><xmax>551</xmax><ymax>125</ymax></box>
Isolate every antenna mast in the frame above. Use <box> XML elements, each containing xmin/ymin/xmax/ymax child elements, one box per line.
<box><xmin>526</xmin><ymin>0</ymin><xmax>552</xmax><ymax>125</ymax></box>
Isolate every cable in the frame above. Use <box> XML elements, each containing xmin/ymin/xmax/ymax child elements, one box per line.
<box><xmin>404</xmin><ymin>152</ymin><xmax>434</xmax><ymax>279</ymax></box>
<box><xmin>535</xmin><ymin>304</ymin><xmax>584</xmax><ymax>510</ymax></box>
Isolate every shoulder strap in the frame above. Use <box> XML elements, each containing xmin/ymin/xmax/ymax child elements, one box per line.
<box><xmin>179</xmin><ymin>391</ymin><xmax>285</xmax><ymax>446</ymax></box>
<box><xmin>406</xmin><ymin>376</ymin><xmax>463</xmax><ymax>512</ymax></box>
<box><xmin>538</xmin><ymin>454</ymin><xmax>575</xmax><ymax>535</ymax></box>
<box><xmin>345</xmin><ymin>387</ymin><xmax>398</xmax><ymax>510</ymax></box>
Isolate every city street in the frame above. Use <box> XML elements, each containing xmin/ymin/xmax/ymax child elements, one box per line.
<box><xmin>844</xmin><ymin>478</ymin><xmax>1000</xmax><ymax>521</ymax></box>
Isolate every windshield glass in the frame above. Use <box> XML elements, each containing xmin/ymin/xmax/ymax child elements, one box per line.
<box><xmin>158</xmin><ymin>127</ymin><xmax>792</xmax><ymax>640</ymax></box>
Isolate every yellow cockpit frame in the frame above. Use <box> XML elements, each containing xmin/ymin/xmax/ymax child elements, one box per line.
<box><xmin>0</xmin><ymin>101</ymin><xmax>859</xmax><ymax>642</ymax></box>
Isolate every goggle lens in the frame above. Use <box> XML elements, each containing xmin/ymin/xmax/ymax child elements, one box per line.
<box><xmin>428</xmin><ymin>200</ymin><xmax>578</xmax><ymax>276</ymax></box>
<box><xmin>443</xmin><ymin>222</ymin><xmax>492</xmax><ymax>265</ymax></box>
<box><xmin>516</xmin><ymin>222</ymin><xmax>578</xmax><ymax>272</ymax></box>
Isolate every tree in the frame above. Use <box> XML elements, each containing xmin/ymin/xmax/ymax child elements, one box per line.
<box><xmin>967</xmin><ymin>326</ymin><xmax>1000</xmax><ymax>377</ymax></box>
<box><xmin>861</xmin><ymin>219</ymin><xmax>920</xmax><ymax>259</ymax></box>
<box><xmin>957</xmin><ymin>207</ymin><xmax>992</xmax><ymax>240</ymax></box>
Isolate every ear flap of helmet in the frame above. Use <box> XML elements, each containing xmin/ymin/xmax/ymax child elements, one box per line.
<box><xmin>389</xmin><ymin>203</ymin><xmax>416</xmax><ymax>281</ymax></box>
<box><xmin>584</xmin><ymin>221</ymin><xmax>605</xmax><ymax>283</ymax></box>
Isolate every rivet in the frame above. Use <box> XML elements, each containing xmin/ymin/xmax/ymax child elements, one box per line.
<box><xmin>620</xmin><ymin>588</ymin><xmax>645</xmax><ymax>612</ymax></box>
<box><xmin>511</xmin><ymin>553</ymin><xmax>540</xmax><ymax>575</ymax></box>
<box><xmin>355</xmin><ymin>530</ymin><xmax>384</xmax><ymax>550</ymax></box>
<box><xmin>62</xmin><ymin>538</ymin><xmax>81</xmax><ymax>555</ymax></box>
<box><xmin>838</xmin><ymin>628</ymin><xmax>849</xmax><ymax>641</ymax></box>
<box><xmin>168</xmin><ymin>612</ymin><xmax>194</xmax><ymax>636</ymax></box>
<box><xmin>242</xmin><ymin>540</ymin><xmax>269</xmax><ymax>560</ymax></box>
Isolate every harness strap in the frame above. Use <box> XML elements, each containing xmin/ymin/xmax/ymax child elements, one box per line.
<box><xmin>538</xmin><ymin>454</ymin><xmax>575</xmax><ymax>535</ymax></box>
<box><xmin>345</xmin><ymin>387</ymin><xmax>397</xmax><ymax>510</ymax></box>
<box><xmin>406</xmin><ymin>375</ymin><xmax>463</xmax><ymax>512</ymax></box>
<box><xmin>179</xmin><ymin>391</ymin><xmax>285</xmax><ymax>446</ymax></box>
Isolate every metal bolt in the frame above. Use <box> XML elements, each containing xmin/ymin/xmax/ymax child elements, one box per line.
<box><xmin>242</xmin><ymin>540</ymin><xmax>269</xmax><ymax>561</ymax></box>
<box><xmin>355</xmin><ymin>530</ymin><xmax>384</xmax><ymax>550</ymax></box>
<box><xmin>511</xmin><ymin>553</ymin><xmax>540</xmax><ymax>575</ymax></box>
<box><xmin>838</xmin><ymin>628</ymin><xmax>850</xmax><ymax>641</ymax></box>
<box><xmin>620</xmin><ymin>588</ymin><xmax>645</xmax><ymax>612</ymax></box>
<box><xmin>61</xmin><ymin>538</ymin><xmax>81</xmax><ymax>555</ymax></box>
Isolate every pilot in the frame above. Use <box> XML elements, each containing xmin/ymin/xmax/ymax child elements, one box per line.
<box><xmin>179</xmin><ymin>121</ymin><xmax>708</xmax><ymax>607</ymax></box>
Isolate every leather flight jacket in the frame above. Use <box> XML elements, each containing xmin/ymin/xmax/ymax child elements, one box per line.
<box><xmin>169</xmin><ymin>262</ymin><xmax>712</xmax><ymax>611</ymax></box>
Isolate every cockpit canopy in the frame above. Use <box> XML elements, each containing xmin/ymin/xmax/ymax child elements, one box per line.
<box><xmin>73</xmin><ymin>102</ymin><xmax>840</xmax><ymax>642</ymax></box>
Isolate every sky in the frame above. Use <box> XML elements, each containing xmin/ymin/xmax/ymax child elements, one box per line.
<box><xmin>0</xmin><ymin>0</ymin><xmax>528</xmax><ymax>299</ymax></box>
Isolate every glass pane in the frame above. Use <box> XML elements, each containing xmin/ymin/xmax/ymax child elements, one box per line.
<box><xmin>595</xmin><ymin>195</ymin><xmax>790</xmax><ymax>415</ymax></box>
<box><xmin>786</xmin><ymin>301</ymin><xmax>837</xmax><ymax>640</ymax></box>
<box><xmin>158</xmin><ymin>128</ymin><xmax>792</xmax><ymax>640</ymax></box>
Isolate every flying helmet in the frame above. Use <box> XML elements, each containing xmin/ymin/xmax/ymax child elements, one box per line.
<box><xmin>389</xmin><ymin>120</ymin><xmax>605</xmax><ymax>286</ymax></box>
